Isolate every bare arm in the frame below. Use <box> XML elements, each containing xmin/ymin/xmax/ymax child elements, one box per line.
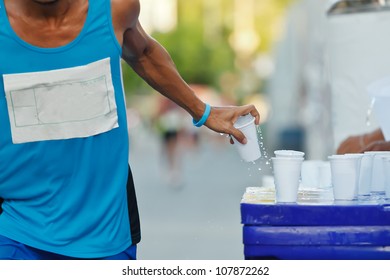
<box><xmin>336</xmin><ymin>128</ymin><xmax>385</xmax><ymax>154</ymax></box>
<box><xmin>122</xmin><ymin>20</ymin><xmax>204</xmax><ymax>121</ymax></box>
<box><xmin>113</xmin><ymin>0</ymin><xmax>260</xmax><ymax>143</ymax></box>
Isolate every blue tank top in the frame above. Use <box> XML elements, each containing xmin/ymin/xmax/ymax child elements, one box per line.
<box><xmin>0</xmin><ymin>0</ymin><xmax>132</xmax><ymax>258</ymax></box>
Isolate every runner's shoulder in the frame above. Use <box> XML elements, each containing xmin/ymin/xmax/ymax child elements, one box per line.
<box><xmin>111</xmin><ymin>0</ymin><xmax>140</xmax><ymax>29</ymax></box>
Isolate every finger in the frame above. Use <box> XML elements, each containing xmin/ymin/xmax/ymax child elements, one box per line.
<box><xmin>250</xmin><ymin>108</ymin><xmax>261</xmax><ymax>125</ymax></box>
<box><xmin>242</xmin><ymin>104</ymin><xmax>260</xmax><ymax>125</ymax></box>
<box><xmin>371</xmin><ymin>142</ymin><xmax>384</xmax><ymax>151</ymax></box>
<box><xmin>362</xmin><ymin>142</ymin><xmax>375</xmax><ymax>152</ymax></box>
<box><xmin>229</xmin><ymin>135</ymin><xmax>234</xmax><ymax>145</ymax></box>
<box><xmin>230</xmin><ymin>128</ymin><xmax>247</xmax><ymax>145</ymax></box>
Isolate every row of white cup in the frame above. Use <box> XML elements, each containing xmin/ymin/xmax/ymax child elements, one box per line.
<box><xmin>230</xmin><ymin>115</ymin><xmax>389</xmax><ymax>201</ymax></box>
<box><xmin>328</xmin><ymin>151</ymin><xmax>390</xmax><ymax>200</ymax></box>
<box><xmin>271</xmin><ymin>150</ymin><xmax>390</xmax><ymax>203</ymax></box>
<box><xmin>301</xmin><ymin>160</ymin><xmax>331</xmax><ymax>189</ymax></box>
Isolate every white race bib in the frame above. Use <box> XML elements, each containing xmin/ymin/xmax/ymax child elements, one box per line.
<box><xmin>3</xmin><ymin>58</ymin><xmax>118</xmax><ymax>144</ymax></box>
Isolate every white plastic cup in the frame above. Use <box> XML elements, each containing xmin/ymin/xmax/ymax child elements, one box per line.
<box><xmin>301</xmin><ymin>160</ymin><xmax>324</xmax><ymax>188</ymax></box>
<box><xmin>318</xmin><ymin>161</ymin><xmax>332</xmax><ymax>188</ymax></box>
<box><xmin>274</xmin><ymin>150</ymin><xmax>305</xmax><ymax>158</ymax></box>
<box><xmin>232</xmin><ymin>114</ymin><xmax>261</xmax><ymax>162</ymax></box>
<box><xmin>328</xmin><ymin>155</ymin><xmax>362</xmax><ymax>200</ymax></box>
<box><xmin>365</xmin><ymin>151</ymin><xmax>390</xmax><ymax>193</ymax></box>
<box><xmin>357</xmin><ymin>153</ymin><xmax>375</xmax><ymax>196</ymax></box>
<box><xmin>272</xmin><ymin>157</ymin><xmax>304</xmax><ymax>203</ymax></box>
<box><xmin>345</xmin><ymin>153</ymin><xmax>364</xmax><ymax>196</ymax></box>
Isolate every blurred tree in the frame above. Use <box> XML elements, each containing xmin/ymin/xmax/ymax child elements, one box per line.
<box><xmin>122</xmin><ymin>0</ymin><xmax>236</xmax><ymax>97</ymax></box>
<box><xmin>122</xmin><ymin>0</ymin><xmax>295</xmax><ymax>98</ymax></box>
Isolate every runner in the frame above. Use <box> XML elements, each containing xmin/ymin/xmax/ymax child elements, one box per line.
<box><xmin>0</xmin><ymin>0</ymin><xmax>260</xmax><ymax>259</ymax></box>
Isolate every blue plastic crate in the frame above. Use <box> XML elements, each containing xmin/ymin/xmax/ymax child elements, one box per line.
<box><xmin>241</xmin><ymin>202</ymin><xmax>390</xmax><ymax>226</ymax></box>
<box><xmin>241</xmin><ymin>201</ymin><xmax>390</xmax><ymax>259</ymax></box>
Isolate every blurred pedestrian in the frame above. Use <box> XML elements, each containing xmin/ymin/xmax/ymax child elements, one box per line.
<box><xmin>154</xmin><ymin>97</ymin><xmax>186</xmax><ymax>188</ymax></box>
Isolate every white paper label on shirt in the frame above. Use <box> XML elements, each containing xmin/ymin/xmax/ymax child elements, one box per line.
<box><xmin>3</xmin><ymin>58</ymin><xmax>119</xmax><ymax>144</ymax></box>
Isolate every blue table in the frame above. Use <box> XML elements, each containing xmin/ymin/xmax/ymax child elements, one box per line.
<box><xmin>241</xmin><ymin>201</ymin><xmax>390</xmax><ymax>259</ymax></box>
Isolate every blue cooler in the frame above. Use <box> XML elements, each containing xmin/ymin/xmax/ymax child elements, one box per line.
<box><xmin>241</xmin><ymin>200</ymin><xmax>390</xmax><ymax>259</ymax></box>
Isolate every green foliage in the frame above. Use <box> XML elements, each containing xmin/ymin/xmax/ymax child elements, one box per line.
<box><xmin>122</xmin><ymin>0</ymin><xmax>296</xmax><ymax>98</ymax></box>
<box><xmin>153</xmin><ymin>25</ymin><xmax>235</xmax><ymax>87</ymax></box>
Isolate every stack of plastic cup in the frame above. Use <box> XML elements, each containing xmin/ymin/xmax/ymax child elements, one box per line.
<box><xmin>383</xmin><ymin>157</ymin><xmax>390</xmax><ymax>200</ymax></box>
<box><xmin>274</xmin><ymin>150</ymin><xmax>305</xmax><ymax>158</ymax></box>
<box><xmin>328</xmin><ymin>154</ymin><xmax>362</xmax><ymax>201</ymax></box>
<box><xmin>272</xmin><ymin>150</ymin><xmax>305</xmax><ymax>203</ymax></box>
<box><xmin>365</xmin><ymin>151</ymin><xmax>390</xmax><ymax>197</ymax></box>
<box><xmin>318</xmin><ymin>161</ymin><xmax>332</xmax><ymax>189</ymax></box>
<box><xmin>357</xmin><ymin>153</ymin><xmax>375</xmax><ymax>197</ymax></box>
<box><xmin>301</xmin><ymin>160</ymin><xmax>326</xmax><ymax>189</ymax></box>
<box><xmin>232</xmin><ymin>114</ymin><xmax>261</xmax><ymax>162</ymax></box>
<box><xmin>345</xmin><ymin>153</ymin><xmax>365</xmax><ymax>198</ymax></box>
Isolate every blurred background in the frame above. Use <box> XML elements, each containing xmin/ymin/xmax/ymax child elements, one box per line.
<box><xmin>124</xmin><ymin>0</ymin><xmax>390</xmax><ymax>259</ymax></box>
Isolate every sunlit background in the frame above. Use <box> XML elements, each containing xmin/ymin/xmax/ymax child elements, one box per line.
<box><xmin>126</xmin><ymin>0</ymin><xmax>318</xmax><ymax>260</ymax></box>
<box><xmin>124</xmin><ymin>0</ymin><xmax>290</xmax><ymax>129</ymax></box>
<box><xmin>124</xmin><ymin>0</ymin><xmax>336</xmax><ymax>161</ymax></box>
<box><xmin>123</xmin><ymin>0</ymin><xmax>389</xmax><ymax>259</ymax></box>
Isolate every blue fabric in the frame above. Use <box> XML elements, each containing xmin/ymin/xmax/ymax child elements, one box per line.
<box><xmin>0</xmin><ymin>0</ymin><xmax>132</xmax><ymax>258</ymax></box>
<box><xmin>0</xmin><ymin>235</ymin><xmax>136</xmax><ymax>260</ymax></box>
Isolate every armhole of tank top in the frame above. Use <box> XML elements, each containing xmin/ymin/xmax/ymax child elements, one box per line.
<box><xmin>106</xmin><ymin>0</ymin><xmax>122</xmax><ymax>55</ymax></box>
<box><xmin>0</xmin><ymin>0</ymin><xmax>9</xmax><ymax>34</ymax></box>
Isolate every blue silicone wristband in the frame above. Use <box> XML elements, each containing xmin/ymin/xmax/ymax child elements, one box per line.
<box><xmin>192</xmin><ymin>103</ymin><xmax>211</xmax><ymax>127</ymax></box>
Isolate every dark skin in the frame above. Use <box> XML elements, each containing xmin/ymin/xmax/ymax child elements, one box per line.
<box><xmin>337</xmin><ymin>128</ymin><xmax>390</xmax><ymax>154</ymax></box>
<box><xmin>4</xmin><ymin>0</ymin><xmax>87</xmax><ymax>48</ymax></box>
<box><xmin>4</xmin><ymin>0</ymin><xmax>260</xmax><ymax>144</ymax></box>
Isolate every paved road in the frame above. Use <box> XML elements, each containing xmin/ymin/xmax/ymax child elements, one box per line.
<box><xmin>128</xmin><ymin>124</ymin><xmax>271</xmax><ymax>260</ymax></box>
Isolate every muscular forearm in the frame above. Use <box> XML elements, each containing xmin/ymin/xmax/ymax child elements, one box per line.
<box><xmin>116</xmin><ymin>1</ymin><xmax>260</xmax><ymax>144</ymax></box>
<box><xmin>124</xmin><ymin>38</ymin><xmax>205</xmax><ymax>120</ymax></box>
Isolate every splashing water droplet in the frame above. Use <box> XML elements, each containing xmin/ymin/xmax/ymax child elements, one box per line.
<box><xmin>366</xmin><ymin>97</ymin><xmax>376</xmax><ymax>127</ymax></box>
<box><xmin>254</xmin><ymin>125</ymin><xmax>273</xmax><ymax>173</ymax></box>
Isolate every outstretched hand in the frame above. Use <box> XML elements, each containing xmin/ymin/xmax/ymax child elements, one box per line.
<box><xmin>336</xmin><ymin>135</ymin><xmax>365</xmax><ymax>154</ymax></box>
<box><xmin>337</xmin><ymin>129</ymin><xmax>385</xmax><ymax>154</ymax></box>
<box><xmin>363</xmin><ymin>141</ymin><xmax>390</xmax><ymax>152</ymax></box>
<box><xmin>204</xmin><ymin>104</ymin><xmax>260</xmax><ymax>145</ymax></box>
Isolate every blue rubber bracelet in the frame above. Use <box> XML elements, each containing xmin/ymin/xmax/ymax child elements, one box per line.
<box><xmin>192</xmin><ymin>103</ymin><xmax>211</xmax><ymax>127</ymax></box>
